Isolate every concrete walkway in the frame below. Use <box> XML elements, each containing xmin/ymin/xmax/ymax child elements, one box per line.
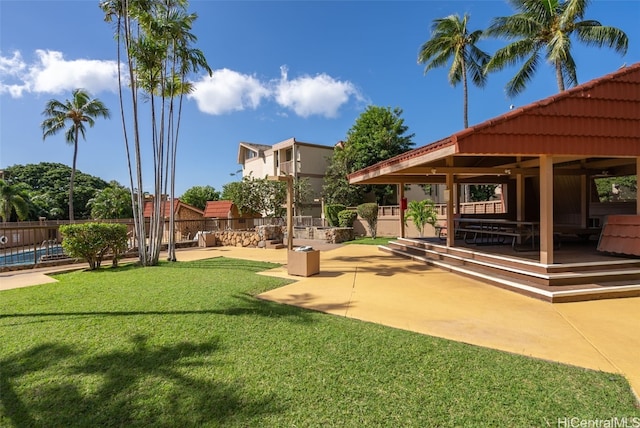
<box><xmin>2</xmin><ymin>243</ymin><xmax>639</xmax><ymax>401</ymax></box>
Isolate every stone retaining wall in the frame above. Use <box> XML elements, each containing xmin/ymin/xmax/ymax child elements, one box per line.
<box><xmin>292</xmin><ymin>227</ymin><xmax>354</xmax><ymax>244</ymax></box>
<box><xmin>204</xmin><ymin>225</ymin><xmax>284</xmax><ymax>248</ymax></box>
<box><xmin>202</xmin><ymin>225</ymin><xmax>353</xmax><ymax>248</ymax></box>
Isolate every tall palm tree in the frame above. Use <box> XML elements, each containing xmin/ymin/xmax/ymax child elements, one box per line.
<box><xmin>485</xmin><ymin>0</ymin><xmax>628</xmax><ymax>97</ymax></box>
<box><xmin>418</xmin><ymin>13</ymin><xmax>489</xmax><ymax>128</ymax></box>
<box><xmin>41</xmin><ymin>89</ymin><xmax>110</xmax><ymax>222</ymax></box>
<box><xmin>102</xmin><ymin>0</ymin><xmax>210</xmax><ymax>265</ymax></box>
<box><xmin>0</xmin><ymin>179</ymin><xmax>29</xmax><ymax>223</ymax></box>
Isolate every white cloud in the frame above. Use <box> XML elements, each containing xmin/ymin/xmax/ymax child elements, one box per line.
<box><xmin>0</xmin><ymin>51</ymin><xmax>29</xmax><ymax>97</ymax></box>
<box><xmin>274</xmin><ymin>65</ymin><xmax>360</xmax><ymax>118</ymax></box>
<box><xmin>189</xmin><ymin>68</ymin><xmax>270</xmax><ymax>115</ymax></box>
<box><xmin>0</xmin><ymin>51</ymin><xmax>26</xmax><ymax>75</ymax></box>
<box><xmin>190</xmin><ymin>65</ymin><xmax>364</xmax><ymax>118</ymax></box>
<box><xmin>0</xmin><ymin>50</ymin><xmax>119</xmax><ymax>98</ymax></box>
<box><xmin>1</xmin><ymin>51</ymin><xmax>364</xmax><ymax>120</ymax></box>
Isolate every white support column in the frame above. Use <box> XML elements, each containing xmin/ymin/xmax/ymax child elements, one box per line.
<box><xmin>539</xmin><ymin>155</ymin><xmax>554</xmax><ymax>264</ymax></box>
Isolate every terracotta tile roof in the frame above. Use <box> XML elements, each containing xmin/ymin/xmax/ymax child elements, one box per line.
<box><xmin>203</xmin><ymin>200</ymin><xmax>234</xmax><ymax>218</ymax></box>
<box><xmin>349</xmin><ymin>62</ymin><xmax>640</xmax><ymax>183</ymax></box>
<box><xmin>597</xmin><ymin>215</ymin><xmax>640</xmax><ymax>256</ymax></box>
<box><xmin>143</xmin><ymin>199</ymin><xmax>203</xmax><ymax>218</ymax></box>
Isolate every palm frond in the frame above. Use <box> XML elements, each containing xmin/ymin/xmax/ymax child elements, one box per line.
<box><xmin>506</xmin><ymin>53</ymin><xmax>540</xmax><ymax>97</ymax></box>
<box><xmin>486</xmin><ymin>38</ymin><xmax>537</xmax><ymax>72</ymax></box>
<box><xmin>486</xmin><ymin>14</ymin><xmax>541</xmax><ymax>39</ymax></box>
<box><xmin>575</xmin><ymin>24</ymin><xmax>628</xmax><ymax>55</ymax></box>
<box><xmin>560</xmin><ymin>53</ymin><xmax>578</xmax><ymax>88</ymax></box>
<box><xmin>561</xmin><ymin>0</ymin><xmax>589</xmax><ymax>24</ymax></box>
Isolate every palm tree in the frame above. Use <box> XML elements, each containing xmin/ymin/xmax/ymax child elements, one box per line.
<box><xmin>0</xmin><ymin>179</ymin><xmax>29</xmax><ymax>223</ymax></box>
<box><xmin>102</xmin><ymin>0</ymin><xmax>210</xmax><ymax>265</ymax></box>
<box><xmin>418</xmin><ymin>13</ymin><xmax>489</xmax><ymax>128</ymax></box>
<box><xmin>403</xmin><ymin>199</ymin><xmax>438</xmax><ymax>238</ymax></box>
<box><xmin>485</xmin><ymin>0</ymin><xmax>628</xmax><ymax>97</ymax></box>
<box><xmin>41</xmin><ymin>89</ymin><xmax>110</xmax><ymax>221</ymax></box>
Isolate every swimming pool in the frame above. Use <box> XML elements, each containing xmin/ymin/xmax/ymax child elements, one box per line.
<box><xmin>0</xmin><ymin>246</ymin><xmax>66</xmax><ymax>266</ymax></box>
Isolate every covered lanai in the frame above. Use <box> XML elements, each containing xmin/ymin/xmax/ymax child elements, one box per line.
<box><xmin>349</xmin><ymin>63</ymin><xmax>640</xmax><ymax>266</ymax></box>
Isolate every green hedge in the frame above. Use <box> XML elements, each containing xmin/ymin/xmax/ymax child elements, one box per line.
<box><xmin>338</xmin><ymin>210</ymin><xmax>357</xmax><ymax>228</ymax></box>
<box><xmin>325</xmin><ymin>204</ymin><xmax>346</xmax><ymax>227</ymax></box>
<box><xmin>60</xmin><ymin>223</ymin><xmax>128</xmax><ymax>270</ymax></box>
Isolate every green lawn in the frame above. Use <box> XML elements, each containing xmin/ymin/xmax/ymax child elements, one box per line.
<box><xmin>344</xmin><ymin>236</ymin><xmax>393</xmax><ymax>245</ymax></box>
<box><xmin>1</xmin><ymin>258</ymin><xmax>638</xmax><ymax>427</ymax></box>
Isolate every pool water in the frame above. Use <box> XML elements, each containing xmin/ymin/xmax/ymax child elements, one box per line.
<box><xmin>0</xmin><ymin>246</ymin><xmax>66</xmax><ymax>266</ymax></box>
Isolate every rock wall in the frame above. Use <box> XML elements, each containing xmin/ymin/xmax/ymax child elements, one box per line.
<box><xmin>292</xmin><ymin>227</ymin><xmax>354</xmax><ymax>243</ymax></box>
<box><xmin>205</xmin><ymin>225</ymin><xmax>283</xmax><ymax>248</ymax></box>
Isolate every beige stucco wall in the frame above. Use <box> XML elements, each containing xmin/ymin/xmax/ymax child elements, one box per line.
<box><xmin>240</xmin><ymin>139</ymin><xmax>334</xmax><ymax>217</ymax></box>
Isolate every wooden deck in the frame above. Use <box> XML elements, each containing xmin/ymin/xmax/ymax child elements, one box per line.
<box><xmin>381</xmin><ymin>237</ymin><xmax>640</xmax><ymax>303</ymax></box>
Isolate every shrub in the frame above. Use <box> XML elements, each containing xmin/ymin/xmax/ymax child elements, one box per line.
<box><xmin>403</xmin><ymin>199</ymin><xmax>438</xmax><ymax>237</ymax></box>
<box><xmin>338</xmin><ymin>210</ymin><xmax>357</xmax><ymax>228</ymax></box>
<box><xmin>60</xmin><ymin>223</ymin><xmax>128</xmax><ymax>270</ymax></box>
<box><xmin>357</xmin><ymin>203</ymin><xmax>379</xmax><ymax>238</ymax></box>
<box><xmin>325</xmin><ymin>204</ymin><xmax>346</xmax><ymax>227</ymax></box>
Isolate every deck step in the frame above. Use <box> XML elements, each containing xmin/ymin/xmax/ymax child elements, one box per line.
<box><xmin>386</xmin><ymin>241</ymin><xmax>640</xmax><ymax>286</ymax></box>
<box><xmin>380</xmin><ymin>243</ymin><xmax>640</xmax><ymax>303</ymax></box>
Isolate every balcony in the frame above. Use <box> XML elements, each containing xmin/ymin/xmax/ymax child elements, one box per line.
<box><xmin>279</xmin><ymin>160</ymin><xmax>295</xmax><ymax>175</ymax></box>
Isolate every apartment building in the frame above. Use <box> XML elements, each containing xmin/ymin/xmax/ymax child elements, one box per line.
<box><xmin>237</xmin><ymin>137</ymin><xmax>335</xmax><ymax>217</ymax></box>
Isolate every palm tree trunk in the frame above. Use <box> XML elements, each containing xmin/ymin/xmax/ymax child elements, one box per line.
<box><xmin>69</xmin><ymin>129</ymin><xmax>79</xmax><ymax>222</ymax></box>
<box><xmin>462</xmin><ymin>60</ymin><xmax>469</xmax><ymax>128</ymax></box>
<box><xmin>556</xmin><ymin>60</ymin><xmax>565</xmax><ymax>92</ymax></box>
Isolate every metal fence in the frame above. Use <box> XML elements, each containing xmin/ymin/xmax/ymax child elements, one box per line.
<box><xmin>0</xmin><ymin>217</ymin><xmax>288</xmax><ymax>269</ymax></box>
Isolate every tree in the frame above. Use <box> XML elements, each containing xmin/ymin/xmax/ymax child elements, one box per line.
<box><xmin>595</xmin><ymin>176</ymin><xmax>637</xmax><ymax>202</ymax></box>
<box><xmin>41</xmin><ymin>89</ymin><xmax>110</xmax><ymax>222</ymax></box>
<box><xmin>357</xmin><ymin>203</ymin><xmax>379</xmax><ymax>239</ymax></box>
<box><xmin>3</xmin><ymin>163</ymin><xmax>110</xmax><ymax>220</ymax></box>
<box><xmin>102</xmin><ymin>0</ymin><xmax>211</xmax><ymax>264</ymax></box>
<box><xmin>403</xmin><ymin>199</ymin><xmax>438</xmax><ymax>238</ymax></box>
<box><xmin>469</xmin><ymin>184</ymin><xmax>497</xmax><ymax>202</ymax></box>
<box><xmin>485</xmin><ymin>0</ymin><xmax>628</xmax><ymax>97</ymax></box>
<box><xmin>0</xmin><ymin>179</ymin><xmax>29</xmax><ymax>223</ymax></box>
<box><xmin>323</xmin><ymin>106</ymin><xmax>414</xmax><ymax>206</ymax></box>
<box><xmin>322</xmin><ymin>149</ymin><xmax>365</xmax><ymax>206</ymax></box>
<box><xmin>180</xmin><ymin>185</ymin><xmax>220</xmax><ymax>211</ymax></box>
<box><xmin>418</xmin><ymin>13</ymin><xmax>489</xmax><ymax>128</ymax></box>
<box><xmin>292</xmin><ymin>177</ymin><xmax>312</xmax><ymax>216</ymax></box>
<box><xmin>88</xmin><ymin>181</ymin><xmax>134</xmax><ymax>219</ymax></box>
<box><xmin>222</xmin><ymin>177</ymin><xmax>286</xmax><ymax>217</ymax></box>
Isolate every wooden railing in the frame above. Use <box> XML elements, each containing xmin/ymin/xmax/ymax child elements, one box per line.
<box><xmin>375</xmin><ymin>201</ymin><xmax>504</xmax><ymax>217</ymax></box>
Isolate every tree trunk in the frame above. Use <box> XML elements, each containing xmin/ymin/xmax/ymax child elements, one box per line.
<box><xmin>462</xmin><ymin>58</ymin><xmax>469</xmax><ymax>129</ymax></box>
<box><xmin>69</xmin><ymin>130</ymin><xmax>78</xmax><ymax>222</ymax></box>
<box><xmin>556</xmin><ymin>60</ymin><xmax>565</xmax><ymax>92</ymax></box>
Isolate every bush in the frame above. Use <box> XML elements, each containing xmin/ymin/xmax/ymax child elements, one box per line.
<box><xmin>403</xmin><ymin>199</ymin><xmax>438</xmax><ymax>237</ymax></box>
<box><xmin>60</xmin><ymin>223</ymin><xmax>128</xmax><ymax>270</ymax></box>
<box><xmin>357</xmin><ymin>203</ymin><xmax>379</xmax><ymax>239</ymax></box>
<box><xmin>338</xmin><ymin>210</ymin><xmax>357</xmax><ymax>227</ymax></box>
<box><xmin>325</xmin><ymin>204</ymin><xmax>346</xmax><ymax>227</ymax></box>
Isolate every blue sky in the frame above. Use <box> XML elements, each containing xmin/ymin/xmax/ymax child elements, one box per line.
<box><xmin>1</xmin><ymin>0</ymin><xmax>639</xmax><ymax>196</ymax></box>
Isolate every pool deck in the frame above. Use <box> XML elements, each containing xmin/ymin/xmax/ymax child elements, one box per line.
<box><xmin>1</xmin><ymin>242</ymin><xmax>639</xmax><ymax>403</ymax></box>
